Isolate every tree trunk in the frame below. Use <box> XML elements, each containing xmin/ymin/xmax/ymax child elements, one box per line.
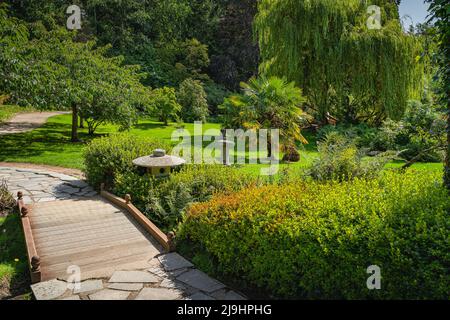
<box><xmin>79</xmin><ymin>115</ymin><xmax>84</xmax><ymax>128</ymax></box>
<box><xmin>445</xmin><ymin>106</ymin><xmax>450</xmax><ymax>190</ymax></box>
<box><xmin>71</xmin><ymin>104</ymin><xmax>80</xmax><ymax>142</ymax></box>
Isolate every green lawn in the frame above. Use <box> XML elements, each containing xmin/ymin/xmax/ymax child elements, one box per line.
<box><xmin>0</xmin><ymin>114</ymin><xmax>443</xmax><ymax>174</ymax></box>
<box><xmin>0</xmin><ymin>214</ymin><xmax>30</xmax><ymax>299</ymax></box>
<box><xmin>0</xmin><ymin>105</ymin><xmax>35</xmax><ymax>123</ymax></box>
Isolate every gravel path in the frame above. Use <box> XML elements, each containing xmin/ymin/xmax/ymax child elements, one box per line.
<box><xmin>0</xmin><ymin>111</ymin><xmax>69</xmax><ymax>135</ymax></box>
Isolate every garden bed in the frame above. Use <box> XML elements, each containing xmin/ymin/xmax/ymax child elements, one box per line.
<box><xmin>178</xmin><ymin>170</ymin><xmax>450</xmax><ymax>299</ymax></box>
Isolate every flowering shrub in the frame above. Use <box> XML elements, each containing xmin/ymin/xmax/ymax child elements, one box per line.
<box><xmin>178</xmin><ymin>170</ymin><xmax>450</xmax><ymax>299</ymax></box>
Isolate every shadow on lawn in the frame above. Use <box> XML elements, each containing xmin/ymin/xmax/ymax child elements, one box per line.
<box><xmin>0</xmin><ymin>121</ymin><xmax>103</xmax><ymax>162</ymax></box>
<box><xmin>0</xmin><ymin>213</ymin><xmax>30</xmax><ymax>299</ymax></box>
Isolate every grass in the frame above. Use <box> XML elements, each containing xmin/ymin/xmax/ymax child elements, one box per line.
<box><xmin>0</xmin><ymin>114</ymin><xmax>444</xmax><ymax>174</ymax></box>
<box><xmin>0</xmin><ymin>105</ymin><xmax>36</xmax><ymax>123</ymax></box>
<box><xmin>0</xmin><ymin>213</ymin><xmax>30</xmax><ymax>299</ymax></box>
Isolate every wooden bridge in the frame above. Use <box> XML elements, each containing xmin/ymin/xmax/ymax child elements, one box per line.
<box><xmin>27</xmin><ymin>197</ymin><xmax>164</xmax><ymax>282</ymax></box>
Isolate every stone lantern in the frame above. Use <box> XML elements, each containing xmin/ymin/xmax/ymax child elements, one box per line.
<box><xmin>133</xmin><ymin>149</ymin><xmax>186</xmax><ymax>178</ymax></box>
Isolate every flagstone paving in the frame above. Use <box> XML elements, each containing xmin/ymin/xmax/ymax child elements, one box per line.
<box><xmin>2</xmin><ymin>166</ymin><xmax>246</xmax><ymax>300</ymax></box>
<box><xmin>0</xmin><ymin>167</ymin><xmax>96</xmax><ymax>204</ymax></box>
<box><xmin>31</xmin><ymin>254</ymin><xmax>246</xmax><ymax>301</ymax></box>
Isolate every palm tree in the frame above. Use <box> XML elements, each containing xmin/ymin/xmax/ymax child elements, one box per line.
<box><xmin>221</xmin><ymin>76</ymin><xmax>310</xmax><ymax>159</ymax></box>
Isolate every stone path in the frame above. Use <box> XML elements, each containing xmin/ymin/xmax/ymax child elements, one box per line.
<box><xmin>0</xmin><ymin>111</ymin><xmax>69</xmax><ymax>135</ymax></box>
<box><xmin>31</xmin><ymin>253</ymin><xmax>246</xmax><ymax>300</ymax></box>
<box><xmin>0</xmin><ymin>167</ymin><xmax>96</xmax><ymax>204</ymax></box>
<box><xmin>2</xmin><ymin>166</ymin><xmax>246</xmax><ymax>300</ymax></box>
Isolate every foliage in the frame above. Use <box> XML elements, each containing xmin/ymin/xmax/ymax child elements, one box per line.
<box><xmin>0</xmin><ymin>213</ymin><xmax>29</xmax><ymax>299</ymax></box>
<box><xmin>0</xmin><ymin>8</ymin><xmax>153</xmax><ymax>140</ymax></box>
<box><xmin>425</xmin><ymin>0</ymin><xmax>450</xmax><ymax>190</ymax></box>
<box><xmin>0</xmin><ymin>180</ymin><xmax>15</xmax><ymax>213</ymax></box>
<box><xmin>317</xmin><ymin>100</ymin><xmax>446</xmax><ymax>163</ymax></box>
<box><xmin>308</xmin><ymin>132</ymin><xmax>391</xmax><ymax>181</ymax></box>
<box><xmin>221</xmin><ymin>76</ymin><xmax>310</xmax><ymax>153</ymax></box>
<box><xmin>178</xmin><ymin>170</ymin><xmax>450</xmax><ymax>299</ymax></box>
<box><xmin>177</xmin><ymin>78</ymin><xmax>209</xmax><ymax>123</ymax></box>
<box><xmin>203</xmin><ymin>81</ymin><xmax>230</xmax><ymax>115</ymax></box>
<box><xmin>113</xmin><ymin>165</ymin><xmax>259</xmax><ymax>231</ymax></box>
<box><xmin>375</xmin><ymin>100</ymin><xmax>446</xmax><ymax>162</ymax></box>
<box><xmin>83</xmin><ymin>133</ymin><xmax>172</xmax><ymax>190</ymax></box>
<box><xmin>148</xmin><ymin>87</ymin><xmax>181</xmax><ymax>125</ymax></box>
<box><xmin>316</xmin><ymin>123</ymin><xmax>379</xmax><ymax>149</ymax></box>
<box><xmin>255</xmin><ymin>0</ymin><xmax>424</xmax><ymax>123</ymax></box>
<box><xmin>209</xmin><ymin>0</ymin><xmax>259</xmax><ymax>91</ymax></box>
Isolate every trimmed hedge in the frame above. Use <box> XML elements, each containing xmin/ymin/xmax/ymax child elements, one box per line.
<box><xmin>178</xmin><ymin>171</ymin><xmax>450</xmax><ymax>299</ymax></box>
<box><xmin>83</xmin><ymin>133</ymin><xmax>172</xmax><ymax>189</ymax></box>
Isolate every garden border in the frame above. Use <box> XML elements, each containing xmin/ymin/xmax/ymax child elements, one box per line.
<box><xmin>16</xmin><ymin>192</ymin><xmax>41</xmax><ymax>283</ymax></box>
<box><xmin>100</xmin><ymin>184</ymin><xmax>175</xmax><ymax>253</ymax></box>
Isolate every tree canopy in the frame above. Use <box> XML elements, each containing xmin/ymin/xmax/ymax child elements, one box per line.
<box><xmin>0</xmin><ymin>5</ymin><xmax>152</xmax><ymax>141</ymax></box>
<box><xmin>255</xmin><ymin>0</ymin><xmax>423</xmax><ymax>124</ymax></box>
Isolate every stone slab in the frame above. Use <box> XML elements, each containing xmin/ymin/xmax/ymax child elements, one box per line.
<box><xmin>176</xmin><ymin>269</ymin><xmax>225</xmax><ymax>293</ymax></box>
<box><xmin>109</xmin><ymin>271</ymin><xmax>160</xmax><ymax>283</ymax></box>
<box><xmin>59</xmin><ymin>295</ymin><xmax>81</xmax><ymax>300</ymax></box>
<box><xmin>135</xmin><ymin>288</ymin><xmax>182</xmax><ymax>300</ymax></box>
<box><xmin>158</xmin><ymin>253</ymin><xmax>193</xmax><ymax>272</ymax></box>
<box><xmin>89</xmin><ymin>289</ymin><xmax>131</xmax><ymax>300</ymax></box>
<box><xmin>160</xmin><ymin>278</ymin><xmax>186</xmax><ymax>290</ymax></box>
<box><xmin>73</xmin><ymin>280</ymin><xmax>104</xmax><ymax>294</ymax></box>
<box><xmin>31</xmin><ymin>279</ymin><xmax>68</xmax><ymax>300</ymax></box>
<box><xmin>107</xmin><ymin>283</ymin><xmax>143</xmax><ymax>291</ymax></box>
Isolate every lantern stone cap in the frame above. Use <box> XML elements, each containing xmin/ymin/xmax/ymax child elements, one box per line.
<box><xmin>132</xmin><ymin>149</ymin><xmax>186</xmax><ymax>168</ymax></box>
<box><xmin>217</xmin><ymin>139</ymin><xmax>235</xmax><ymax>146</ymax></box>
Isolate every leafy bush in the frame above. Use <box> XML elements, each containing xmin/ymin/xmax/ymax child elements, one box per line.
<box><xmin>113</xmin><ymin>165</ymin><xmax>258</xmax><ymax>231</ymax></box>
<box><xmin>83</xmin><ymin>133</ymin><xmax>172</xmax><ymax>189</ymax></box>
<box><xmin>0</xmin><ymin>180</ymin><xmax>15</xmax><ymax>213</ymax></box>
<box><xmin>178</xmin><ymin>170</ymin><xmax>450</xmax><ymax>299</ymax></box>
<box><xmin>177</xmin><ymin>78</ymin><xmax>209</xmax><ymax>123</ymax></box>
<box><xmin>148</xmin><ymin>86</ymin><xmax>181</xmax><ymax>125</ymax></box>
<box><xmin>308</xmin><ymin>132</ymin><xmax>391</xmax><ymax>181</ymax></box>
<box><xmin>317</xmin><ymin>100</ymin><xmax>446</xmax><ymax>163</ymax></box>
<box><xmin>317</xmin><ymin>123</ymin><xmax>378</xmax><ymax>149</ymax></box>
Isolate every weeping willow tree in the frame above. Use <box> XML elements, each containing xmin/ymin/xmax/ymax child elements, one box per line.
<box><xmin>255</xmin><ymin>0</ymin><xmax>423</xmax><ymax>124</ymax></box>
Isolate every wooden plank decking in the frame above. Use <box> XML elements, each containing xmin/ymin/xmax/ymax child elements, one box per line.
<box><xmin>29</xmin><ymin>197</ymin><xmax>163</xmax><ymax>281</ymax></box>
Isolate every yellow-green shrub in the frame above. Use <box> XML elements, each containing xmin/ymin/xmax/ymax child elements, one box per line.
<box><xmin>83</xmin><ymin>133</ymin><xmax>172</xmax><ymax>189</ymax></box>
<box><xmin>178</xmin><ymin>170</ymin><xmax>450</xmax><ymax>299</ymax></box>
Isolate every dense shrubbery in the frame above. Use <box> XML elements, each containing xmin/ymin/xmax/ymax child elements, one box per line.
<box><xmin>113</xmin><ymin>165</ymin><xmax>259</xmax><ymax>231</ymax></box>
<box><xmin>308</xmin><ymin>132</ymin><xmax>392</xmax><ymax>181</ymax></box>
<box><xmin>178</xmin><ymin>170</ymin><xmax>450</xmax><ymax>299</ymax></box>
<box><xmin>83</xmin><ymin>134</ymin><xmax>172</xmax><ymax>190</ymax></box>
<box><xmin>317</xmin><ymin>100</ymin><xmax>446</xmax><ymax>163</ymax></box>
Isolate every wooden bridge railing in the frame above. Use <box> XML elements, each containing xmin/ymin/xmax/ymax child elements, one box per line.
<box><xmin>16</xmin><ymin>192</ymin><xmax>41</xmax><ymax>283</ymax></box>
